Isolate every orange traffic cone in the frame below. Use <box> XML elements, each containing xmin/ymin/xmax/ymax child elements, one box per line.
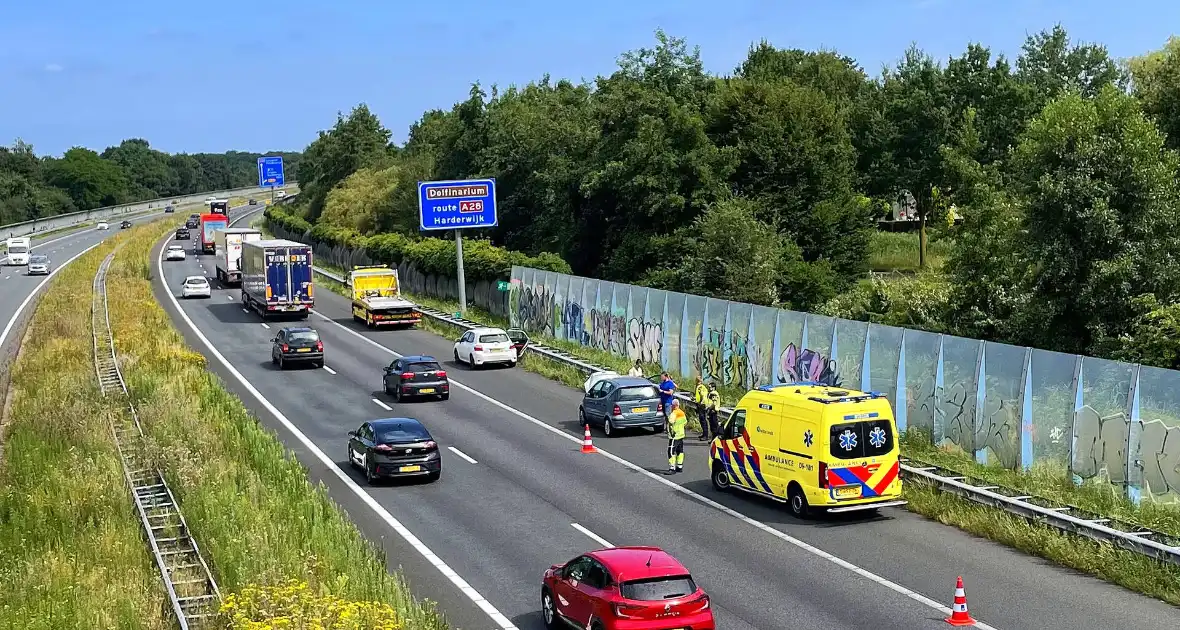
<box><xmin>945</xmin><ymin>576</ymin><xmax>977</xmax><ymax>626</ymax></box>
<box><xmin>581</xmin><ymin>424</ymin><xmax>597</xmax><ymax>453</ymax></box>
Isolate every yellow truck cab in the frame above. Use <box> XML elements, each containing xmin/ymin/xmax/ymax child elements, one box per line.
<box><xmin>708</xmin><ymin>383</ymin><xmax>907</xmax><ymax>518</ymax></box>
<box><xmin>349</xmin><ymin>266</ymin><xmax>422</xmax><ymax>328</ymax></box>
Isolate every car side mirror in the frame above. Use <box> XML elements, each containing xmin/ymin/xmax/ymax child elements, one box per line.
<box><xmin>347</xmin><ymin>431</ymin><xmax>356</xmax><ymax>438</ymax></box>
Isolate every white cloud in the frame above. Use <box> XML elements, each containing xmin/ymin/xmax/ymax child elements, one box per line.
<box><xmin>44</xmin><ymin>63</ymin><xmax>63</xmax><ymax>72</ymax></box>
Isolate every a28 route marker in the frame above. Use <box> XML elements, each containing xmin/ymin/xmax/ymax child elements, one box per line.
<box><xmin>417</xmin><ymin>179</ymin><xmax>498</xmax><ymax>315</ymax></box>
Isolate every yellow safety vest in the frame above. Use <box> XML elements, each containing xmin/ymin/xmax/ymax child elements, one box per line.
<box><xmin>707</xmin><ymin>390</ymin><xmax>721</xmax><ymax>411</ymax></box>
<box><xmin>694</xmin><ymin>383</ymin><xmax>708</xmax><ymax>403</ymax></box>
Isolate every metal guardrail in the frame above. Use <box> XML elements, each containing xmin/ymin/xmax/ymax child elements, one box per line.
<box><xmin>93</xmin><ymin>250</ymin><xmax>221</xmax><ymax>627</ymax></box>
<box><xmin>307</xmin><ymin>262</ymin><xmax>1180</xmax><ymax>566</ymax></box>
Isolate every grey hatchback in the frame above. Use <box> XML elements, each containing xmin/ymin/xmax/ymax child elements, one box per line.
<box><xmin>578</xmin><ymin>376</ymin><xmax>664</xmax><ymax>437</ymax></box>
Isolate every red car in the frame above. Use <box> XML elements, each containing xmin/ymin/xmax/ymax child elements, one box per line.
<box><xmin>541</xmin><ymin>546</ymin><xmax>714</xmax><ymax>630</ymax></box>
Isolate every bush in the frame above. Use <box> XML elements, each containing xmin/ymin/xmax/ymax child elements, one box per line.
<box><xmin>264</xmin><ymin>206</ymin><xmax>572</xmax><ymax>281</ymax></box>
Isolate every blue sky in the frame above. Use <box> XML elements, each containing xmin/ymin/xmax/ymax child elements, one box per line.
<box><xmin>2</xmin><ymin>0</ymin><xmax>1177</xmax><ymax>156</ymax></box>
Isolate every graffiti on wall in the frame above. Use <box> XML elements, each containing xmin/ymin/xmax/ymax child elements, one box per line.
<box><xmin>977</xmin><ymin>395</ymin><xmax>1020</xmax><ymax>469</ymax></box>
<box><xmin>627</xmin><ymin>319</ymin><xmax>663</xmax><ymax>364</ymax></box>
<box><xmin>696</xmin><ymin>328</ymin><xmax>749</xmax><ymax>388</ymax></box>
<box><xmin>1072</xmin><ymin>406</ymin><xmax>1180</xmax><ymax>497</ymax></box>
<box><xmin>517</xmin><ymin>285</ymin><xmax>555</xmax><ymax>336</ymax></box>
<box><xmin>778</xmin><ymin>343</ymin><xmax>841</xmax><ymax>387</ymax></box>
<box><xmin>940</xmin><ymin>382</ymin><xmax>975</xmax><ymax>451</ymax></box>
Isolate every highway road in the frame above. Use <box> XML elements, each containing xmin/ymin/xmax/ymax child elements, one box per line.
<box><xmin>152</xmin><ymin>209</ymin><xmax>1180</xmax><ymax>630</ymax></box>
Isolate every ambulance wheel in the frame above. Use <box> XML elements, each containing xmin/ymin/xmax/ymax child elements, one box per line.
<box><xmin>787</xmin><ymin>483</ymin><xmax>812</xmax><ymax>519</ymax></box>
<box><xmin>711</xmin><ymin>462</ymin><xmax>731</xmax><ymax>492</ymax></box>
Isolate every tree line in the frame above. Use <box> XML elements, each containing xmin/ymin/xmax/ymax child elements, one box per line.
<box><xmin>0</xmin><ymin>138</ymin><xmax>303</xmax><ymax>225</ymax></box>
<box><xmin>288</xmin><ymin>27</ymin><xmax>1180</xmax><ymax>370</ymax></box>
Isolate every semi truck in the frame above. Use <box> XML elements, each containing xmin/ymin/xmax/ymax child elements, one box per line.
<box><xmin>349</xmin><ymin>265</ymin><xmax>421</xmax><ymax>328</ymax></box>
<box><xmin>240</xmin><ymin>239</ymin><xmax>314</xmax><ymax>319</ymax></box>
<box><xmin>213</xmin><ymin>228</ymin><xmax>263</xmax><ymax>285</ymax></box>
<box><xmin>209</xmin><ymin>199</ymin><xmax>229</xmax><ymax>215</ymax></box>
<box><xmin>198</xmin><ymin>214</ymin><xmax>229</xmax><ymax>254</ymax></box>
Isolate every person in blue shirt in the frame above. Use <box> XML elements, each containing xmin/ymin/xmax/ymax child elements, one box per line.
<box><xmin>658</xmin><ymin>372</ymin><xmax>677</xmax><ymax>422</ymax></box>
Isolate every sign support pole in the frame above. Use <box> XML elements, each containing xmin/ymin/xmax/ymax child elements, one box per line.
<box><xmin>455</xmin><ymin>230</ymin><xmax>467</xmax><ymax>316</ymax></box>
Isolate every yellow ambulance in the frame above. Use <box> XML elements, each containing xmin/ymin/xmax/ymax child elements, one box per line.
<box><xmin>708</xmin><ymin>383</ymin><xmax>907</xmax><ymax>518</ymax></box>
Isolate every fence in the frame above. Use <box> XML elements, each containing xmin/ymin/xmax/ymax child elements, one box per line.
<box><xmin>265</xmin><ymin>224</ymin><xmax>509</xmax><ymax>319</ymax></box>
<box><xmin>508</xmin><ymin>266</ymin><xmax>1180</xmax><ymax>505</ymax></box>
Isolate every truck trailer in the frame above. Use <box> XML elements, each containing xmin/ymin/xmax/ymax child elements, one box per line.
<box><xmin>213</xmin><ymin>228</ymin><xmax>263</xmax><ymax>285</ymax></box>
<box><xmin>198</xmin><ymin>214</ymin><xmax>229</xmax><ymax>254</ymax></box>
<box><xmin>240</xmin><ymin>239</ymin><xmax>314</xmax><ymax>319</ymax></box>
<box><xmin>209</xmin><ymin>199</ymin><xmax>229</xmax><ymax>215</ymax></box>
<box><xmin>349</xmin><ymin>265</ymin><xmax>421</xmax><ymax>328</ymax></box>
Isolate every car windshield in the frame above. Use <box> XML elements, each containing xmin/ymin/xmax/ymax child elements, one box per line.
<box><xmin>8</xmin><ymin>246</ymin><xmax>27</xmax><ymax>254</ymax></box>
<box><xmin>375</xmin><ymin>424</ymin><xmax>430</xmax><ymax>443</ymax></box>
<box><xmin>617</xmin><ymin>385</ymin><xmax>657</xmax><ymax>401</ymax></box>
<box><xmin>288</xmin><ymin>330</ymin><xmax>319</xmax><ymax>342</ymax></box>
<box><xmin>478</xmin><ymin>333</ymin><xmax>509</xmax><ymax>343</ymax></box>
<box><xmin>620</xmin><ymin>576</ymin><xmax>697</xmax><ymax>601</ymax></box>
<box><xmin>406</xmin><ymin>361</ymin><xmax>441</xmax><ymax>372</ymax></box>
<box><xmin>29</xmin><ymin>256</ymin><xmax>47</xmax><ymax>264</ymax></box>
<box><xmin>186</xmin><ymin>278</ymin><xmax>207</xmax><ymax>285</ymax></box>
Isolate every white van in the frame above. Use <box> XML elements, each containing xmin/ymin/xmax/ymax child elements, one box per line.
<box><xmin>5</xmin><ymin>237</ymin><xmax>31</xmax><ymax>265</ymax></box>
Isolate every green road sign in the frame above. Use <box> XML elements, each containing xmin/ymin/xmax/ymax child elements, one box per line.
<box><xmin>497</xmin><ymin>280</ymin><xmax>510</xmax><ymax>292</ymax></box>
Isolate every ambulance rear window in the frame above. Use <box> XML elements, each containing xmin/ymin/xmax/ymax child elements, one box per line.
<box><xmin>829</xmin><ymin>419</ymin><xmax>893</xmax><ymax>459</ymax></box>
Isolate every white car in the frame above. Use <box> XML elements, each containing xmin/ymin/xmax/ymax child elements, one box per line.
<box><xmin>583</xmin><ymin>370</ymin><xmax>620</xmax><ymax>393</ymax></box>
<box><xmin>97</xmin><ymin>222</ymin><xmax>109</xmax><ymax>230</ymax></box>
<box><xmin>165</xmin><ymin>245</ymin><xmax>186</xmax><ymax>261</ymax></box>
<box><xmin>26</xmin><ymin>255</ymin><xmax>50</xmax><ymax>276</ymax></box>
<box><xmin>181</xmin><ymin>275</ymin><xmax>211</xmax><ymax>299</ymax></box>
<box><xmin>453</xmin><ymin>327</ymin><xmax>517</xmax><ymax>368</ymax></box>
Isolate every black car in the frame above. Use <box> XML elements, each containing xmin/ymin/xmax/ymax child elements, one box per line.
<box><xmin>175</xmin><ymin>228</ymin><xmax>190</xmax><ymax>240</ymax></box>
<box><xmin>164</xmin><ymin>205</ymin><xmax>175</xmax><ymax>213</ymax></box>
<box><xmin>382</xmin><ymin>355</ymin><xmax>449</xmax><ymax>402</ymax></box>
<box><xmin>189</xmin><ymin>213</ymin><xmax>200</xmax><ymax>219</ymax></box>
<box><xmin>120</xmin><ymin>220</ymin><xmax>132</xmax><ymax>229</ymax></box>
<box><xmin>248</xmin><ymin>198</ymin><xmax>257</xmax><ymax>205</ymax></box>
<box><xmin>185</xmin><ymin>218</ymin><xmax>200</xmax><ymax>229</ymax></box>
<box><xmin>270</xmin><ymin>327</ymin><xmax>323</xmax><ymax>369</ymax></box>
<box><xmin>347</xmin><ymin>418</ymin><xmax>441</xmax><ymax>483</ymax></box>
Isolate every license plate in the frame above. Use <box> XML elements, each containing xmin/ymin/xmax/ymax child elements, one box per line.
<box><xmin>631</xmin><ymin>407</ymin><xmax>649</xmax><ymax>413</ymax></box>
<box><xmin>399</xmin><ymin>465</ymin><xmax>421</xmax><ymax>473</ymax></box>
<box><xmin>835</xmin><ymin>485</ymin><xmax>862</xmax><ymax>499</ymax></box>
<box><xmin>297</xmin><ymin>348</ymin><xmax>311</xmax><ymax>352</ymax></box>
<box><xmin>419</xmin><ymin>388</ymin><xmax>435</xmax><ymax>394</ymax></box>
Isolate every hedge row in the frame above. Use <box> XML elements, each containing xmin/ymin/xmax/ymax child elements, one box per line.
<box><xmin>264</xmin><ymin>207</ymin><xmax>571</xmax><ymax>281</ymax></box>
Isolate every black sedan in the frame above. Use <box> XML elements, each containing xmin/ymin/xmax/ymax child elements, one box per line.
<box><xmin>270</xmin><ymin>327</ymin><xmax>323</xmax><ymax>369</ymax></box>
<box><xmin>382</xmin><ymin>355</ymin><xmax>449</xmax><ymax>402</ymax></box>
<box><xmin>347</xmin><ymin>418</ymin><xmax>441</xmax><ymax>483</ymax></box>
<box><xmin>185</xmin><ymin>218</ymin><xmax>199</xmax><ymax>229</ymax></box>
<box><xmin>164</xmin><ymin>205</ymin><xmax>175</xmax><ymax>213</ymax></box>
<box><xmin>175</xmin><ymin>228</ymin><xmax>190</xmax><ymax>240</ymax></box>
<box><xmin>120</xmin><ymin>220</ymin><xmax>132</xmax><ymax>229</ymax></box>
<box><xmin>248</xmin><ymin>198</ymin><xmax>257</xmax><ymax>205</ymax></box>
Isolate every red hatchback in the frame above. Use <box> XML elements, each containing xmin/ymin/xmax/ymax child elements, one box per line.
<box><xmin>541</xmin><ymin>546</ymin><xmax>715</xmax><ymax>630</ymax></box>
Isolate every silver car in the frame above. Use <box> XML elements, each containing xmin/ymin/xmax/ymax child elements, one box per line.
<box><xmin>26</xmin><ymin>255</ymin><xmax>50</xmax><ymax>275</ymax></box>
<box><xmin>578</xmin><ymin>376</ymin><xmax>664</xmax><ymax>437</ymax></box>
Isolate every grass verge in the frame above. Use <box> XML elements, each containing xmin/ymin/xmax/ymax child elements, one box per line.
<box><xmin>304</xmin><ymin>262</ymin><xmax>1180</xmax><ymax>605</ymax></box>
<box><xmin>0</xmin><ymin>219</ymin><xmax>449</xmax><ymax>629</ymax></box>
<box><xmin>868</xmin><ymin>230</ymin><xmax>953</xmax><ymax>272</ymax></box>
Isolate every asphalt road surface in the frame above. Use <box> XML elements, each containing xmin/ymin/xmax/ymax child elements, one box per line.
<box><xmin>151</xmin><ymin>210</ymin><xmax>1180</xmax><ymax>630</ymax></box>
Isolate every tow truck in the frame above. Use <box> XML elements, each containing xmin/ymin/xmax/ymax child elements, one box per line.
<box><xmin>349</xmin><ymin>266</ymin><xmax>421</xmax><ymax>328</ymax></box>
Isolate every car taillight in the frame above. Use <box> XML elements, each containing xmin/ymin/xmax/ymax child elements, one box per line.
<box><xmin>818</xmin><ymin>461</ymin><xmax>829</xmax><ymax>489</ymax></box>
<box><xmin>281</xmin><ymin>344</ymin><xmax>289</xmax><ymax>352</ymax></box>
<box><xmin>613</xmin><ymin>603</ymin><xmax>644</xmax><ymax>619</ymax></box>
<box><xmin>401</xmin><ymin>372</ymin><xmax>414</xmax><ymax>380</ymax></box>
<box><xmin>315</xmin><ymin>341</ymin><xmax>323</xmax><ymax>351</ymax></box>
<box><xmin>612</xmin><ymin>405</ymin><xmax>621</xmax><ymax>415</ymax></box>
<box><xmin>423</xmin><ymin>441</ymin><xmax>437</xmax><ymax>450</ymax></box>
<box><xmin>689</xmin><ymin>592</ymin><xmax>710</xmax><ymax>612</ymax></box>
<box><xmin>435</xmin><ymin>371</ymin><xmax>446</xmax><ymax>378</ymax></box>
<box><xmin>474</xmin><ymin>345</ymin><xmax>484</xmax><ymax>352</ymax></box>
<box><xmin>374</xmin><ymin>444</ymin><xmax>393</xmax><ymax>452</ymax></box>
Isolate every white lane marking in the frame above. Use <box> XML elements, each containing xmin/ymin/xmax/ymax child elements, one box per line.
<box><xmin>226</xmin><ymin>295</ymin><xmax>233</xmax><ymax>300</ymax></box>
<box><xmin>322</xmin><ymin>366</ymin><xmax>337</xmax><ymax>375</ymax></box>
<box><xmin>260</xmin><ymin>323</ymin><xmax>270</xmax><ymax>329</ymax></box>
<box><xmin>571</xmin><ymin>523</ymin><xmax>613</xmax><ymax>548</ymax></box>
<box><xmin>242</xmin><ymin>308</ymin><xmax>249</xmax><ymax>313</ymax></box>
<box><xmin>0</xmin><ymin>242</ymin><xmax>105</xmax><ymax>350</ymax></box>
<box><xmin>447</xmin><ymin>446</ymin><xmax>477</xmax><ymax>464</ymax></box>
<box><xmin>372</xmin><ymin>398</ymin><xmax>393</xmax><ymax>411</ymax></box>
<box><xmin>311</xmin><ymin>309</ymin><xmax>1000</xmax><ymax>630</ymax></box>
<box><xmin>153</xmin><ymin>233</ymin><xmax>519</xmax><ymax>630</ymax></box>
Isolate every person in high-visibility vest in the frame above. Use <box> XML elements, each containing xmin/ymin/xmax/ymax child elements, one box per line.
<box><xmin>693</xmin><ymin>377</ymin><xmax>710</xmax><ymax>440</ymax></box>
<box><xmin>666</xmin><ymin>399</ymin><xmax>687</xmax><ymax>474</ymax></box>
<box><xmin>706</xmin><ymin>383</ymin><xmax>722</xmax><ymax>439</ymax></box>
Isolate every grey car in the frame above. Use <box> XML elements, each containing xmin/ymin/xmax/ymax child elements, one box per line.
<box><xmin>578</xmin><ymin>376</ymin><xmax>664</xmax><ymax>437</ymax></box>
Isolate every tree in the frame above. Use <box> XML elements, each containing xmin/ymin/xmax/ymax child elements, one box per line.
<box><xmin>298</xmin><ymin>104</ymin><xmax>392</xmax><ymax>221</ymax></box>
<box><xmin>44</xmin><ymin>147</ymin><xmax>129</xmax><ymax>210</ymax></box>
<box><xmin>1128</xmin><ymin>36</ymin><xmax>1180</xmax><ymax>150</ymax></box>
<box><xmin>1007</xmin><ymin>87</ymin><xmax>1180</xmax><ymax>353</ymax></box>
<box><xmin>1016</xmin><ymin>25</ymin><xmax>1122</xmax><ymax>108</ymax></box>
<box><xmin>101</xmin><ymin>138</ymin><xmax>178</xmax><ymax>198</ymax></box>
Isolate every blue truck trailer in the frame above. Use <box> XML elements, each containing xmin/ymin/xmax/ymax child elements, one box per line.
<box><xmin>240</xmin><ymin>239</ymin><xmax>314</xmax><ymax>320</ymax></box>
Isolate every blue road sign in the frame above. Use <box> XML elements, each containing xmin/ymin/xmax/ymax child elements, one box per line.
<box><xmin>418</xmin><ymin>178</ymin><xmax>497</xmax><ymax>231</ymax></box>
<box><xmin>257</xmin><ymin>156</ymin><xmax>285</xmax><ymax>188</ymax></box>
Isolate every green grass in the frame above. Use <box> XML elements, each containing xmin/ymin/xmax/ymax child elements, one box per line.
<box><xmin>868</xmin><ymin>230</ymin><xmax>954</xmax><ymax>272</ymax></box>
<box><xmin>0</xmin><ymin>219</ymin><xmax>449</xmax><ymax>629</ymax></box>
